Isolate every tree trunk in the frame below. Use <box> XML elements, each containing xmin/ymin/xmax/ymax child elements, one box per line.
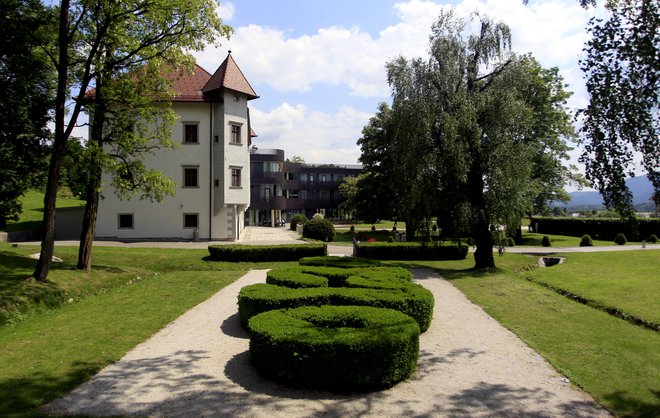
<box><xmin>33</xmin><ymin>0</ymin><xmax>70</xmax><ymax>282</ymax></box>
<box><xmin>77</xmin><ymin>73</ymin><xmax>105</xmax><ymax>271</ymax></box>
<box><xmin>473</xmin><ymin>220</ymin><xmax>495</xmax><ymax>269</ymax></box>
<box><xmin>405</xmin><ymin>218</ymin><xmax>417</xmax><ymax>242</ymax></box>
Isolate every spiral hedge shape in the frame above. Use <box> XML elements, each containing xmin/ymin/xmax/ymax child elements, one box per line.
<box><xmin>239</xmin><ymin>259</ymin><xmax>435</xmax><ymax>392</ymax></box>
<box><xmin>249</xmin><ymin>305</ymin><xmax>420</xmax><ymax>391</ymax></box>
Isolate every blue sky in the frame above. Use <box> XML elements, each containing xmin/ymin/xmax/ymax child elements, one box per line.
<box><xmin>192</xmin><ymin>0</ymin><xmax>606</xmax><ymax>166</ymax></box>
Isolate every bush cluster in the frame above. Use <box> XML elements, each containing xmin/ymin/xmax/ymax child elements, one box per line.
<box><xmin>289</xmin><ymin>214</ymin><xmax>308</xmax><ymax>231</ymax></box>
<box><xmin>207</xmin><ymin>243</ymin><xmax>325</xmax><ymax>262</ymax></box>
<box><xmin>240</xmin><ymin>268</ymin><xmax>432</xmax><ymax>332</ymax></box>
<box><xmin>530</xmin><ymin>217</ymin><xmax>660</xmax><ymax>241</ymax></box>
<box><xmin>302</xmin><ymin>217</ymin><xmax>335</xmax><ymax>242</ymax></box>
<box><xmin>249</xmin><ymin>305</ymin><xmax>420</xmax><ymax>391</ymax></box>
<box><xmin>355</xmin><ymin>242</ymin><xmax>468</xmax><ymax>260</ymax></box>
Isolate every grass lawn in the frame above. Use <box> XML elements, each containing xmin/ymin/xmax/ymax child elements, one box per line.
<box><xmin>0</xmin><ymin>243</ymin><xmax>296</xmax><ymax>417</ymax></box>
<box><xmin>525</xmin><ymin>251</ymin><xmax>660</xmax><ymax>327</ymax></box>
<box><xmin>389</xmin><ymin>252</ymin><xmax>660</xmax><ymax>418</ymax></box>
<box><xmin>2</xmin><ymin>190</ymin><xmax>85</xmax><ymax>233</ymax></box>
<box><xmin>334</xmin><ymin>221</ymin><xmax>404</xmax><ymax>230</ymax></box>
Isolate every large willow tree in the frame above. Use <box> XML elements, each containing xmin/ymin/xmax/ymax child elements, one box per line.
<box><xmin>370</xmin><ymin>11</ymin><xmax>576</xmax><ymax>269</ymax></box>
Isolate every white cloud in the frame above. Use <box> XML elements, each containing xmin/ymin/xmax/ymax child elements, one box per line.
<box><xmin>216</xmin><ymin>1</ymin><xmax>235</xmax><ymax>21</ymax></box>
<box><xmin>250</xmin><ymin>104</ymin><xmax>372</xmax><ymax>164</ymax></box>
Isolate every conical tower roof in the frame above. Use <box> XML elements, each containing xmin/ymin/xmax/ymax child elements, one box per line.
<box><xmin>202</xmin><ymin>51</ymin><xmax>258</xmax><ymax>100</ymax></box>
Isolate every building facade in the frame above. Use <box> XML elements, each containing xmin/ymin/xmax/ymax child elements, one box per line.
<box><xmin>95</xmin><ymin>53</ymin><xmax>258</xmax><ymax>241</ymax></box>
<box><xmin>247</xmin><ymin>148</ymin><xmax>362</xmax><ymax>226</ymax></box>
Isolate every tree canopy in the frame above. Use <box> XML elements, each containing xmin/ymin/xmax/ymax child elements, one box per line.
<box><xmin>357</xmin><ymin>11</ymin><xmax>577</xmax><ymax>268</ymax></box>
<box><xmin>578</xmin><ymin>0</ymin><xmax>659</xmax><ymax>216</ymax></box>
<box><xmin>0</xmin><ymin>0</ymin><xmax>55</xmax><ymax>228</ymax></box>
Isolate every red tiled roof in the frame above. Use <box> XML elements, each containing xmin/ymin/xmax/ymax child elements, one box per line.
<box><xmin>170</xmin><ymin>64</ymin><xmax>213</xmax><ymax>102</ymax></box>
<box><xmin>202</xmin><ymin>52</ymin><xmax>258</xmax><ymax>100</ymax></box>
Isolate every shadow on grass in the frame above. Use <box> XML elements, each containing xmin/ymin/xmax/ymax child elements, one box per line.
<box><xmin>2</xmin><ymin>220</ymin><xmax>42</xmax><ymax>233</ymax></box>
<box><xmin>603</xmin><ymin>390</ymin><xmax>660</xmax><ymax>418</ymax></box>
<box><xmin>0</xmin><ymin>361</ymin><xmax>103</xmax><ymax>417</ymax></box>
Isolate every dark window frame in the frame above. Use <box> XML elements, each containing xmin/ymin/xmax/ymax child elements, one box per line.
<box><xmin>118</xmin><ymin>213</ymin><xmax>134</xmax><ymax>229</ymax></box>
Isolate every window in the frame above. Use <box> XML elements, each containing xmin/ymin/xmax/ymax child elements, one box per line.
<box><xmin>214</xmin><ymin>179</ymin><xmax>219</xmax><ymax>187</ymax></box>
<box><xmin>183</xmin><ymin>213</ymin><xmax>199</xmax><ymax>228</ymax></box>
<box><xmin>118</xmin><ymin>213</ymin><xmax>133</xmax><ymax>229</ymax></box>
<box><xmin>230</xmin><ymin>124</ymin><xmax>241</xmax><ymax>144</ymax></box>
<box><xmin>231</xmin><ymin>167</ymin><xmax>242</xmax><ymax>188</ymax></box>
<box><xmin>183</xmin><ymin>123</ymin><xmax>198</xmax><ymax>144</ymax></box>
<box><xmin>321</xmin><ymin>174</ymin><xmax>327</xmax><ymax>183</ymax></box>
<box><xmin>183</xmin><ymin>167</ymin><xmax>199</xmax><ymax>188</ymax></box>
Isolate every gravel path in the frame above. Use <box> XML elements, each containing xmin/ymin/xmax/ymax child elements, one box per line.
<box><xmin>43</xmin><ymin>269</ymin><xmax>610</xmax><ymax>417</ymax></box>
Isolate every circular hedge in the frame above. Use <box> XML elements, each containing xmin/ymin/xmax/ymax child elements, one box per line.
<box><xmin>302</xmin><ymin>217</ymin><xmax>335</xmax><ymax>241</ymax></box>
<box><xmin>248</xmin><ymin>305</ymin><xmax>420</xmax><ymax>391</ymax></box>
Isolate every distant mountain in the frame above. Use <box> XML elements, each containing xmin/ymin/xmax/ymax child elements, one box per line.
<box><xmin>555</xmin><ymin>175</ymin><xmax>654</xmax><ymax>210</ymax></box>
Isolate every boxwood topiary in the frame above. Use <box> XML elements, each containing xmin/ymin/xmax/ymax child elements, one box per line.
<box><xmin>614</xmin><ymin>233</ymin><xmax>627</xmax><ymax>245</ymax></box>
<box><xmin>541</xmin><ymin>235</ymin><xmax>552</xmax><ymax>247</ymax></box>
<box><xmin>238</xmin><ymin>281</ymin><xmax>434</xmax><ymax>332</ymax></box>
<box><xmin>302</xmin><ymin>217</ymin><xmax>335</xmax><ymax>241</ymax></box>
<box><xmin>248</xmin><ymin>305</ymin><xmax>420</xmax><ymax>391</ymax></box>
<box><xmin>266</xmin><ymin>269</ymin><xmax>328</xmax><ymax>288</ymax></box>
<box><xmin>207</xmin><ymin>243</ymin><xmax>325</xmax><ymax>262</ymax></box>
<box><xmin>579</xmin><ymin>234</ymin><xmax>593</xmax><ymax>247</ymax></box>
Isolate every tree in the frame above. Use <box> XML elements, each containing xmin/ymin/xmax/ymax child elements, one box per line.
<box><xmin>370</xmin><ymin>11</ymin><xmax>576</xmax><ymax>269</ymax></box>
<box><xmin>289</xmin><ymin>155</ymin><xmax>306</xmax><ymax>164</ymax></box>
<box><xmin>33</xmin><ymin>0</ymin><xmax>231</xmax><ymax>280</ymax></box>
<box><xmin>578</xmin><ymin>0</ymin><xmax>659</xmax><ymax>217</ymax></box>
<box><xmin>0</xmin><ymin>0</ymin><xmax>55</xmax><ymax>228</ymax></box>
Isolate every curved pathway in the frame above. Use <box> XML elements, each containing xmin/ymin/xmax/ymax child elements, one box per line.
<box><xmin>44</xmin><ymin>269</ymin><xmax>609</xmax><ymax>417</ymax></box>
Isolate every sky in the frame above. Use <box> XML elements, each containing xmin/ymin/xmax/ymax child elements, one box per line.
<box><xmin>190</xmin><ymin>0</ymin><xmax>607</xmax><ymax>166</ymax></box>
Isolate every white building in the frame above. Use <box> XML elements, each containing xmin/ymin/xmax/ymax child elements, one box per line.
<box><xmin>95</xmin><ymin>52</ymin><xmax>258</xmax><ymax>241</ymax></box>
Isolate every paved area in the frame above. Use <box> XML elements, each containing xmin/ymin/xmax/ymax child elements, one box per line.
<box><xmin>44</xmin><ymin>269</ymin><xmax>609</xmax><ymax>417</ymax></box>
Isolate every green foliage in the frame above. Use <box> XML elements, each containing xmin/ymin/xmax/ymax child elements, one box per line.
<box><xmin>531</xmin><ymin>216</ymin><xmax>659</xmax><ymax>241</ymax></box>
<box><xmin>578</xmin><ymin>0</ymin><xmax>659</xmax><ymax>216</ymax></box>
<box><xmin>541</xmin><ymin>235</ymin><xmax>552</xmax><ymax>247</ymax></box>
<box><xmin>579</xmin><ymin>234</ymin><xmax>593</xmax><ymax>247</ymax></box>
<box><xmin>248</xmin><ymin>305</ymin><xmax>420</xmax><ymax>391</ymax></box>
<box><xmin>302</xmin><ymin>217</ymin><xmax>335</xmax><ymax>242</ymax></box>
<box><xmin>207</xmin><ymin>244</ymin><xmax>325</xmax><ymax>262</ymax></box>
<box><xmin>290</xmin><ymin>214</ymin><xmax>308</xmax><ymax>231</ymax></box>
<box><xmin>648</xmin><ymin>234</ymin><xmax>658</xmax><ymax>243</ymax></box>
<box><xmin>298</xmin><ymin>256</ymin><xmax>382</xmax><ymax>268</ymax></box>
<box><xmin>371</xmin><ymin>225</ymin><xmax>376</xmax><ymax>231</ymax></box>
<box><xmin>266</xmin><ymin>269</ymin><xmax>328</xmax><ymax>289</ymax></box>
<box><xmin>355</xmin><ymin>242</ymin><xmax>468</xmax><ymax>260</ymax></box>
<box><xmin>614</xmin><ymin>233</ymin><xmax>627</xmax><ymax>246</ymax></box>
<box><xmin>0</xmin><ymin>0</ymin><xmax>54</xmax><ymax>227</ymax></box>
<box><xmin>238</xmin><ymin>273</ymin><xmax>434</xmax><ymax>332</ymax></box>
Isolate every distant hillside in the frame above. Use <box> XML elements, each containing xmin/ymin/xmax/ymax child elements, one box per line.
<box><xmin>555</xmin><ymin>175</ymin><xmax>655</xmax><ymax>211</ymax></box>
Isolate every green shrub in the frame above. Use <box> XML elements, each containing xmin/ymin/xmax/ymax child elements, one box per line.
<box><xmin>614</xmin><ymin>233</ymin><xmax>627</xmax><ymax>245</ymax></box>
<box><xmin>248</xmin><ymin>305</ymin><xmax>420</xmax><ymax>391</ymax></box>
<box><xmin>299</xmin><ymin>256</ymin><xmax>381</xmax><ymax>268</ymax></box>
<box><xmin>371</xmin><ymin>225</ymin><xmax>376</xmax><ymax>231</ymax></box>
<box><xmin>350</xmin><ymin>225</ymin><xmax>355</xmax><ymax>232</ymax></box>
<box><xmin>506</xmin><ymin>237</ymin><xmax>515</xmax><ymax>247</ymax></box>
<box><xmin>530</xmin><ymin>217</ymin><xmax>660</xmax><ymax>240</ymax></box>
<box><xmin>207</xmin><ymin>243</ymin><xmax>325</xmax><ymax>262</ymax></box>
<box><xmin>290</xmin><ymin>214</ymin><xmax>308</xmax><ymax>231</ymax></box>
<box><xmin>296</xmin><ymin>265</ymin><xmax>413</xmax><ymax>287</ymax></box>
<box><xmin>541</xmin><ymin>235</ymin><xmax>552</xmax><ymax>247</ymax></box>
<box><xmin>302</xmin><ymin>217</ymin><xmax>335</xmax><ymax>242</ymax></box>
<box><xmin>648</xmin><ymin>234</ymin><xmax>658</xmax><ymax>243</ymax></box>
<box><xmin>579</xmin><ymin>234</ymin><xmax>594</xmax><ymax>247</ymax></box>
<box><xmin>387</xmin><ymin>235</ymin><xmax>394</xmax><ymax>243</ymax></box>
<box><xmin>355</xmin><ymin>242</ymin><xmax>468</xmax><ymax>260</ymax></box>
<box><xmin>312</xmin><ymin>212</ymin><xmax>324</xmax><ymax>219</ymax></box>
<box><xmin>266</xmin><ymin>269</ymin><xmax>328</xmax><ymax>288</ymax></box>
<box><xmin>238</xmin><ymin>281</ymin><xmax>433</xmax><ymax>332</ymax></box>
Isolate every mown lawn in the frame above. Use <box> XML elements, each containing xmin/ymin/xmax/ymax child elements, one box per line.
<box><xmin>390</xmin><ymin>252</ymin><xmax>659</xmax><ymax>418</ymax></box>
<box><xmin>2</xmin><ymin>190</ymin><xmax>84</xmax><ymax>233</ymax></box>
<box><xmin>526</xmin><ymin>251</ymin><xmax>660</xmax><ymax>326</ymax></box>
<box><xmin>0</xmin><ymin>243</ymin><xmax>296</xmax><ymax>417</ymax></box>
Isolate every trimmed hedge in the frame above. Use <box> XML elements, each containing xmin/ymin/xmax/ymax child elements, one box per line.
<box><xmin>302</xmin><ymin>217</ymin><xmax>336</xmax><ymax>242</ymax></box>
<box><xmin>299</xmin><ymin>256</ymin><xmax>382</xmax><ymax>268</ymax></box>
<box><xmin>355</xmin><ymin>242</ymin><xmax>468</xmax><ymax>260</ymax></box>
<box><xmin>238</xmin><ymin>281</ymin><xmax>434</xmax><ymax>332</ymax></box>
<box><xmin>207</xmin><ymin>243</ymin><xmax>325</xmax><ymax>262</ymax></box>
<box><xmin>268</xmin><ymin>266</ymin><xmax>413</xmax><ymax>289</ymax></box>
<box><xmin>290</xmin><ymin>214</ymin><xmax>308</xmax><ymax>231</ymax></box>
<box><xmin>249</xmin><ymin>305</ymin><xmax>420</xmax><ymax>391</ymax></box>
<box><xmin>530</xmin><ymin>217</ymin><xmax>660</xmax><ymax>241</ymax></box>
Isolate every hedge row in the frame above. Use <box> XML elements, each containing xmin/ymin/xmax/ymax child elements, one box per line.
<box><xmin>299</xmin><ymin>256</ymin><xmax>382</xmax><ymax>268</ymax></box>
<box><xmin>249</xmin><ymin>305</ymin><xmax>420</xmax><ymax>391</ymax></box>
<box><xmin>355</xmin><ymin>242</ymin><xmax>468</xmax><ymax>260</ymax></box>
<box><xmin>267</xmin><ymin>266</ymin><xmax>413</xmax><ymax>289</ymax></box>
<box><xmin>530</xmin><ymin>217</ymin><xmax>660</xmax><ymax>241</ymax></box>
<box><xmin>207</xmin><ymin>243</ymin><xmax>325</xmax><ymax>262</ymax></box>
<box><xmin>239</xmin><ymin>281</ymin><xmax>434</xmax><ymax>332</ymax></box>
